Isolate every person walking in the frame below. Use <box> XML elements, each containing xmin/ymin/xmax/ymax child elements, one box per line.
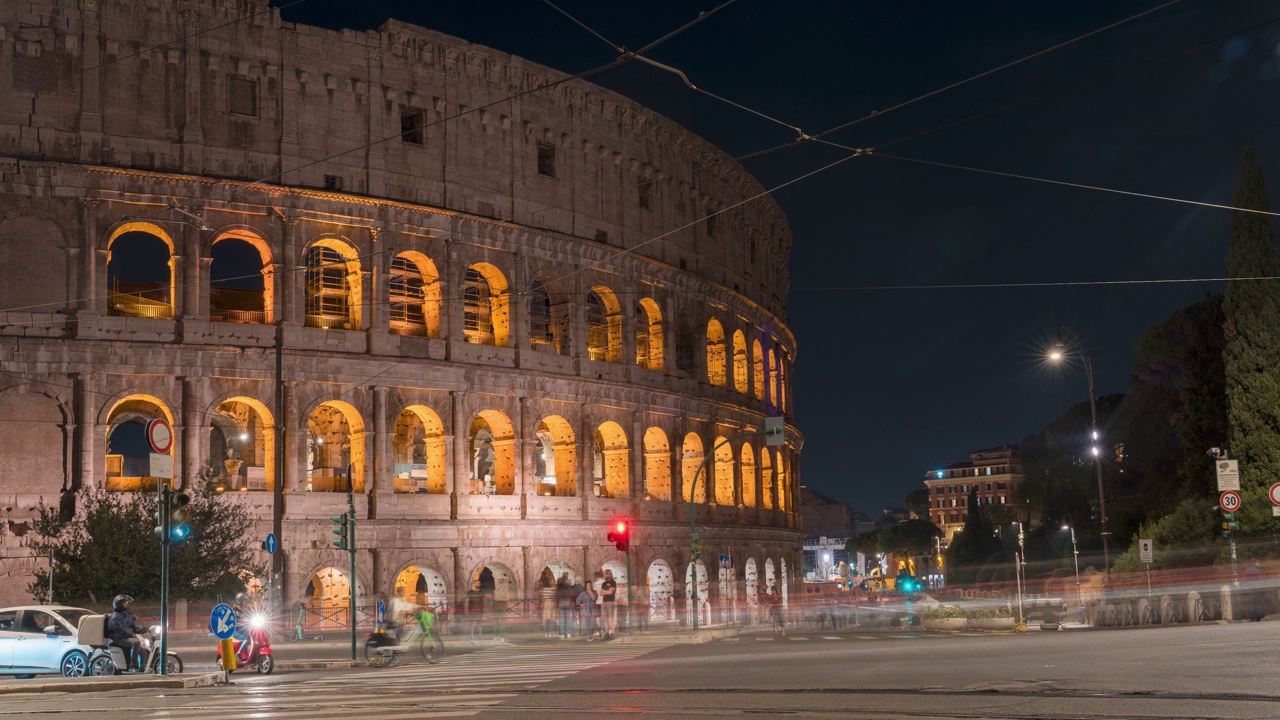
<box><xmin>540</xmin><ymin>577</ymin><xmax>557</xmax><ymax>638</ymax></box>
<box><xmin>555</xmin><ymin>573</ymin><xmax>575</xmax><ymax>639</ymax></box>
<box><xmin>600</xmin><ymin>569</ymin><xmax>618</xmax><ymax>639</ymax></box>
<box><xmin>466</xmin><ymin>580</ymin><xmax>486</xmax><ymax>640</ymax></box>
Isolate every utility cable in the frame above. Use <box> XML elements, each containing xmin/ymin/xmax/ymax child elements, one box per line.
<box><xmin>791</xmin><ymin>275</ymin><xmax>1280</xmax><ymax>293</ymax></box>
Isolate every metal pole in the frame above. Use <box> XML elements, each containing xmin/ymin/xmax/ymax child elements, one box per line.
<box><xmin>625</xmin><ymin>539</ymin><xmax>634</xmax><ymax>636</ymax></box>
<box><xmin>688</xmin><ymin>430</ymin><xmax>764</xmax><ymax>632</ymax></box>
<box><xmin>159</xmin><ymin>484</ymin><xmax>170</xmax><ymax>676</ymax></box>
<box><xmin>1070</xmin><ymin>528</ymin><xmax>1082</xmax><ymax>613</ymax></box>
<box><xmin>1082</xmin><ymin>354</ymin><xmax>1111</xmax><ymax>576</ymax></box>
<box><xmin>1230</xmin><ymin>536</ymin><xmax>1239</xmax><ymax>588</ymax></box>
<box><xmin>347</xmin><ymin>463</ymin><xmax>356</xmax><ymax>662</ymax></box>
<box><xmin>1015</xmin><ymin>551</ymin><xmax>1024</xmax><ymax>624</ymax></box>
<box><xmin>47</xmin><ymin>548</ymin><xmax>53</xmax><ymax>603</ymax></box>
<box><xmin>272</xmin><ymin>323</ymin><xmax>286</xmax><ymax>623</ymax></box>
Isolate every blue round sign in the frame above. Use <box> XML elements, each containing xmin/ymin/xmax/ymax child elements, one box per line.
<box><xmin>210</xmin><ymin>602</ymin><xmax>237</xmax><ymax>640</ymax></box>
<box><xmin>264</xmin><ymin>532</ymin><xmax>277</xmax><ymax>555</ymax></box>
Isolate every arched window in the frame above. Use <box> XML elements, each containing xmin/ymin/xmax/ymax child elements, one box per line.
<box><xmin>306</xmin><ymin>400</ymin><xmax>366</xmax><ymax>492</ymax></box>
<box><xmin>713</xmin><ymin>437</ymin><xmax>734</xmax><ymax>505</ymax></box>
<box><xmin>586</xmin><ymin>286</ymin><xmax>622</xmax><ymax>363</ymax></box>
<box><xmin>535</xmin><ymin>415</ymin><xmax>576</xmax><ymax>496</ymax></box>
<box><xmin>593</xmin><ymin>421</ymin><xmax>630</xmax><ymax>498</ymax></box>
<box><xmin>682</xmin><ymin>432</ymin><xmax>707</xmax><ymax>503</ymax></box>
<box><xmin>392</xmin><ymin>406</ymin><xmax>446</xmax><ymax>493</ymax></box>
<box><xmin>210</xmin><ymin>232</ymin><xmax>270</xmax><ymax>324</ymax></box>
<box><xmin>304</xmin><ymin>240</ymin><xmax>362</xmax><ymax>330</ymax></box>
<box><xmin>779</xmin><ymin>350</ymin><xmax>789</xmax><ymax>413</ymax></box>
<box><xmin>209</xmin><ymin>397</ymin><xmax>274</xmax><ymax>491</ymax></box>
<box><xmin>463</xmin><ymin>263</ymin><xmax>510</xmax><ymax>346</ymax></box>
<box><xmin>739</xmin><ymin>444</ymin><xmax>757</xmax><ymax>508</ymax></box>
<box><xmin>107</xmin><ymin>224</ymin><xmax>174</xmax><ymax>319</ymax></box>
<box><xmin>643</xmin><ymin>427</ymin><xmax>671</xmax><ymax>501</ymax></box>
<box><xmin>760</xmin><ymin>448</ymin><xmax>774</xmax><ymax>510</ymax></box>
<box><xmin>469</xmin><ymin>410</ymin><xmax>515</xmax><ymax>494</ymax></box>
<box><xmin>528</xmin><ymin>282</ymin><xmax>558</xmax><ymax>353</ymax></box>
<box><xmin>751</xmin><ymin>338</ymin><xmax>765</xmax><ymax>401</ymax></box>
<box><xmin>706</xmin><ymin>319</ymin><xmax>727</xmax><ymax>386</ymax></box>
<box><xmin>768</xmin><ymin>347</ymin><xmax>779</xmax><ymax>408</ymax></box>
<box><xmin>104</xmin><ymin>394</ymin><xmax>173</xmax><ymax>491</ymax></box>
<box><xmin>732</xmin><ymin>330</ymin><xmax>748</xmax><ymax>394</ymax></box>
<box><xmin>635</xmin><ymin>298</ymin><xmax>664</xmax><ymax>371</ymax></box>
<box><xmin>389</xmin><ymin>252</ymin><xmax>441</xmax><ymax>338</ymax></box>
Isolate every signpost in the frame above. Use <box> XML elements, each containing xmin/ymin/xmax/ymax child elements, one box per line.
<box><xmin>1138</xmin><ymin>538</ymin><xmax>1154</xmax><ymax>596</ymax></box>
<box><xmin>210</xmin><ymin>603</ymin><xmax>237</xmax><ymax>682</ymax></box>
<box><xmin>1270</xmin><ymin>483</ymin><xmax>1280</xmax><ymax>518</ymax></box>
<box><xmin>146</xmin><ymin>418</ymin><xmax>174</xmax><ymax>455</ymax></box>
<box><xmin>1220</xmin><ymin>490</ymin><xmax>1242</xmax><ymax>513</ymax></box>
<box><xmin>1215</xmin><ymin>460</ymin><xmax>1240</xmax><ymax>492</ymax></box>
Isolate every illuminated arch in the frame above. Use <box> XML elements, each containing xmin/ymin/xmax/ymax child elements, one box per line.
<box><xmin>529</xmin><ymin>280</ymin><xmax>569</xmax><ymax>355</ymax></box>
<box><xmin>468</xmin><ymin>561</ymin><xmax>519</xmax><ymax>601</ymax></box>
<box><xmin>304</xmin><ymin>237</ymin><xmax>362</xmax><ymax>330</ymax></box>
<box><xmin>106</xmin><ymin>222</ymin><xmax>175</xmax><ymax>320</ymax></box>
<box><xmin>682</xmin><ymin>432</ymin><xmax>707</xmax><ymax>503</ymax></box>
<box><xmin>392</xmin><ymin>405</ymin><xmax>446</xmax><ymax>494</ymax></box>
<box><xmin>210</xmin><ymin>229</ymin><xmax>272</xmax><ymax>324</ymax></box>
<box><xmin>306</xmin><ymin>399</ymin><xmax>366</xmax><ymax>493</ymax></box>
<box><xmin>593</xmin><ymin>420</ymin><xmax>630</xmax><ymax>498</ymax></box>
<box><xmin>713</xmin><ymin>436</ymin><xmax>734</xmax><ymax>505</ymax></box>
<box><xmin>389</xmin><ymin>251</ymin><xmax>441</xmax><ymax>338</ymax></box>
<box><xmin>463</xmin><ymin>262</ymin><xmax>510</xmax><ymax>347</ymax></box>
<box><xmin>394</xmin><ymin>565</ymin><xmax>449</xmax><ymax>613</ymax></box>
<box><xmin>732</xmin><ymin>330</ymin><xmax>748</xmax><ymax>394</ymax></box>
<box><xmin>647</xmin><ymin>559</ymin><xmax>674</xmax><ymax>621</ymax></box>
<box><xmin>752</xmin><ymin>338</ymin><xmax>765</xmax><ymax>401</ymax></box>
<box><xmin>470</xmin><ymin>409</ymin><xmax>515</xmax><ymax>495</ymax></box>
<box><xmin>209</xmin><ymin>395</ymin><xmax>275</xmax><ymax>492</ymax></box>
<box><xmin>739</xmin><ymin>444</ymin><xmax>757</xmax><ymax>508</ymax></box>
<box><xmin>706</xmin><ymin>319</ymin><xmax>727</xmax><ymax>386</ymax></box>
<box><xmin>534</xmin><ymin>414</ymin><xmax>577</xmax><ymax>496</ymax></box>
<box><xmin>635</xmin><ymin>298</ymin><xmax>664</xmax><ymax>371</ymax></box>
<box><xmin>768</xmin><ymin>347</ymin><xmax>779</xmax><ymax>407</ymax></box>
<box><xmin>760</xmin><ymin>447</ymin><xmax>774</xmax><ymax>510</ymax></box>
<box><xmin>777</xmin><ymin>449</ymin><xmax>789</xmax><ymax>512</ymax></box>
<box><xmin>104</xmin><ymin>393</ymin><xmax>174</xmax><ymax>492</ymax></box>
<box><xmin>643</xmin><ymin>427</ymin><xmax>671</xmax><ymax>501</ymax></box>
<box><xmin>586</xmin><ymin>285</ymin><xmax>622</xmax><ymax>363</ymax></box>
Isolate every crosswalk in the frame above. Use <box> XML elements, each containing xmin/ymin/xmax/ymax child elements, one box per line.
<box><xmin>745</xmin><ymin>632</ymin><xmax>993</xmax><ymax>642</ymax></box>
<box><xmin>140</xmin><ymin>641</ymin><xmax>667</xmax><ymax>720</ymax></box>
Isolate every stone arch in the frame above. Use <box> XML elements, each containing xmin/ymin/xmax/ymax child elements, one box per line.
<box><xmin>739</xmin><ymin>444</ymin><xmax>757</xmax><ymax>508</ymax></box>
<box><xmin>104</xmin><ymin>394</ymin><xmax>174</xmax><ymax>491</ymax></box>
<box><xmin>303</xmin><ymin>237</ymin><xmax>363</xmax><ymax>330</ymax></box>
<box><xmin>713</xmin><ymin>436</ymin><xmax>734</xmax><ymax>505</ymax></box>
<box><xmin>0</xmin><ymin>216</ymin><xmax>69</xmax><ymax>313</ymax></box>
<box><xmin>210</xmin><ymin>228</ymin><xmax>272</xmax><ymax>324</ymax></box>
<box><xmin>306</xmin><ymin>399</ymin><xmax>366</xmax><ymax>493</ymax></box>
<box><xmin>0</xmin><ymin>387</ymin><xmax>68</xmax><ymax>497</ymax></box>
<box><xmin>778</xmin><ymin>349</ymin><xmax>789</xmax><ymax>413</ymax></box>
<box><xmin>647</xmin><ymin>559</ymin><xmax>674</xmax><ymax>621</ymax></box>
<box><xmin>777</xmin><ymin>449</ymin><xmax>789</xmax><ymax>513</ymax></box>
<box><xmin>534</xmin><ymin>414</ymin><xmax>577</xmax><ymax>496</ymax></box>
<box><xmin>751</xmin><ymin>338</ymin><xmax>765</xmax><ymax>401</ymax></box>
<box><xmin>706</xmin><ymin>318</ymin><xmax>727</xmax><ymax>386</ymax></box>
<box><xmin>681</xmin><ymin>432</ymin><xmax>707</xmax><ymax>504</ymax></box>
<box><xmin>760</xmin><ymin>448</ymin><xmax>775</xmax><ymax>510</ymax></box>
<box><xmin>302</xmin><ymin>566</ymin><xmax>366</xmax><ymax>631</ymax></box>
<box><xmin>686</xmin><ymin>560</ymin><xmax>711</xmax><ymax>626</ymax></box>
<box><xmin>389</xmin><ymin>251</ymin><xmax>441</xmax><ymax>338</ymax></box>
<box><xmin>539</xmin><ymin>560</ymin><xmax>580</xmax><ymax>587</ymax></box>
<box><xmin>463</xmin><ymin>262</ymin><xmax>510</xmax><ymax>347</ymax></box>
<box><xmin>469</xmin><ymin>561</ymin><xmax>519</xmax><ymax>602</ymax></box>
<box><xmin>732</xmin><ymin>330</ymin><xmax>748</xmax><ymax>394</ymax></box>
<box><xmin>744</xmin><ymin>557</ymin><xmax>759</xmax><ymax>609</ymax></box>
<box><xmin>392</xmin><ymin>405</ymin><xmax>446</xmax><ymax>494</ymax></box>
<box><xmin>106</xmin><ymin>222</ymin><xmax>175</xmax><ymax>320</ymax></box>
<box><xmin>781</xmin><ymin>557</ymin><xmax>789</xmax><ymax>609</ymax></box>
<box><xmin>586</xmin><ymin>285</ymin><xmax>623</xmax><ymax>363</ymax></box>
<box><xmin>600</xmin><ymin>559</ymin><xmax>628</xmax><ymax>584</ymax></box>
<box><xmin>593</xmin><ymin>420</ymin><xmax>630</xmax><ymax>498</ymax></box>
<box><xmin>394</xmin><ymin>564</ymin><xmax>449</xmax><ymax>612</ymax></box>
<box><xmin>642</xmin><ymin>426</ymin><xmax>671</xmax><ymax>501</ymax></box>
<box><xmin>209</xmin><ymin>396</ymin><xmax>275</xmax><ymax>492</ymax></box>
<box><xmin>768</xmin><ymin>347</ymin><xmax>779</xmax><ymax>407</ymax></box>
<box><xmin>635</xmin><ymin>297</ymin><xmax>664</xmax><ymax>370</ymax></box>
<box><xmin>528</xmin><ymin>279</ymin><xmax>569</xmax><ymax>354</ymax></box>
<box><xmin>469</xmin><ymin>409</ymin><xmax>515</xmax><ymax>495</ymax></box>
<box><xmin>764</xmin><ymin>558</ymin><xmax>777</xmax><ymax>593</ymax></box>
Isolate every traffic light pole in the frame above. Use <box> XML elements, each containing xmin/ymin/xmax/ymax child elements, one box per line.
<box><xmin>625</xmin><ymin>540</ymin><xmax>634</xmax><ymax>636</ymax></box>
<box><xmin>158</xmin><ymin>483</ymin><xmax>170</xmax><ymax>676</ymax></box>
<box><xmin>347</xmin><ymin>465</ymin><xmax>357</xmax><ymax>662</ymax></box>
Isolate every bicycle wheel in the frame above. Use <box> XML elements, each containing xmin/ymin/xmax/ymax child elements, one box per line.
<box><xmin>420</xmin><ymin>633</ymin><xmax>444</xmax><ymax>664</ymax></box>
<box><xmin>363</xmin><ymin>635</ymin><xmax>392</xmax><ymax>668</ymax></box>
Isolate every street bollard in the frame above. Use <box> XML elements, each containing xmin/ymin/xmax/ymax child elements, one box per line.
<box><xmin>219</xmin><ymin>638</ymin><xmax>236</xmax><ymax>683</ymax></box>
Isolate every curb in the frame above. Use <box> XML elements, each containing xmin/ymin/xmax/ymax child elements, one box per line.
<box><xmin>0</xmin><ymin>672</ymin><xmax>220</xmax><ymax>695</ymax></box>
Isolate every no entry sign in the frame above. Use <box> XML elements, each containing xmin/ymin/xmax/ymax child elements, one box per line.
<box><xmin>1270</xmin><ymin>483</ymin><xmax>1280</xmax><ymax>506</ymax></box>
<box><xmin>1220</xmin><ymin>490</ymin><xmax>1242</xmax><ymax>512</ymax></box>
<box><xmin>146</xmin><ymin>418</ymin><xmax>173</xmax><ymax>454</ymax></box>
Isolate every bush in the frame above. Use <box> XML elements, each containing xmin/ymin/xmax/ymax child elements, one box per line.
<box><xmin>921</xmin><ymin>606</ymin><xmax>966</xmax><ymax>620</ymax></box>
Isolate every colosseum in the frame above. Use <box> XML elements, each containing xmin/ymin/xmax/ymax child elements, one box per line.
<box><xmin>0</xmin><ymin>0</ymin><xmax>802</xmax><ymax>627</ymax></box>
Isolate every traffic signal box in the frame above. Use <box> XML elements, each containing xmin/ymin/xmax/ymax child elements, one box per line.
<box><xmin>331</xmin><ymin>512</ymin><xmax>350</xmax><ymax>550</ymax></box>
<box><xmin>607</xmin><ymin>518</ymin><xmax>631</xmax><ymax>552</ymax></box>
<box><xmin>1214</xmin><ymin>504</ymin><xmax>1241</xmax><ymax>539</ymax></box>
<box><xmin>152</xmin><ymin>486</ymin><xmax>192</xmax><ymax>543</ymax></box>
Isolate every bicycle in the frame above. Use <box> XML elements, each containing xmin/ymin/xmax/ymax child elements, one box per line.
<box><xmin>364</xmin><ymin>610</ymin><xmax>444</xmax><ymax>668</ymax></box>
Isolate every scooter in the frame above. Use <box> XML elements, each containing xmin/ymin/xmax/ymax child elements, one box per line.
<box><xmin>87</xmin><ymin>626</ymin><xmax>184</xmax><ymax>676</ymax></box>
<box><xmin>215</xmin><ymin>613</ymin><xmax>275</xmax><ymax>674</ymax></box>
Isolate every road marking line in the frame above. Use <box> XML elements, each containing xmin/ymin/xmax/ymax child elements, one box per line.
<box><xmin>822</xmin><ymin>636</ymin><xmax>842</xmax><ymax>640</ymax></box>
<box><xmin>788</xmin><ymin>636</ymin><xmax>809</xmax><ymax>641</ymax></box>
<box><xmin>755</xmin><ymin>637</ymin><xmax>774</xmax><ymax>641</ymax></box>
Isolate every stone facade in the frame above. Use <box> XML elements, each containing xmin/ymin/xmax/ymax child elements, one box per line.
<box><xmin>0</xmin><ymin>0</ymin><xmax>802</xmax><ymax>617</ymax></box>
<box><xmin>925</xmin><ymin>445</ymin><xmax>1024</xmax><ymax>544</ymax></box>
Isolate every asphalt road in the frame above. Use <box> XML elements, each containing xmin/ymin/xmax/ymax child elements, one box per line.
<box><xmin>3</xmin><ymin>622</ymin><xmax>1279</xmax><ymax>719</ymax></box>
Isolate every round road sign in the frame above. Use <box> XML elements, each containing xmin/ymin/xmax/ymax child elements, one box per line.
<box><xmin>1220</xmin><ymin>490</ymin><xmax>1242</xmax><ymax>512</ymax></box>
<box><xmin>145</xmin><ymin>418</ymin><xmax>173</xmax><ymax>454</ymax></box>
<box><xmin>1270</xmin><ymin>483</ymin><xmax>1280</xmax><ymax>506</ymax></box>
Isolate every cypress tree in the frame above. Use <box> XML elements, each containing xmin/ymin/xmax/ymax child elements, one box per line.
<box><xmin>1223</xmin><ymin>149</ymin><xmax>1280</xmax><ymax>493</ymax></box>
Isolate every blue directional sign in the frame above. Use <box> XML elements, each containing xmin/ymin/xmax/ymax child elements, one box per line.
<box><xmin>378</xmin><ymin>599</ymin><xmax>386</xmax><ymax>627</ymax></box>
<box><xmin>210</xmin><ymin>603</ymin><xmax>237</xmax><ymax>640</ymax></box>
<box><xmin>264</xmin><ymin>532</ymin><xmax>277</xmax><ymax>555</ymax></box>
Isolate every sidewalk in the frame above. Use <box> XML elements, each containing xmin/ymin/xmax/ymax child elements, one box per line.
<box><xmin>0</xmin><ymin>672</ymin><xmax>220</xmax><ymax>696</ymax></box>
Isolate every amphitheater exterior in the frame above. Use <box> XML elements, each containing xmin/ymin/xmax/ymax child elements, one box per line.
<box><xmin>0</xmin><ymin>0</ymin><xmax>803</xmax><ymax>622</ymax></box>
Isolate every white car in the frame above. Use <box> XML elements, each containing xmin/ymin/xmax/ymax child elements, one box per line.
<box><xmin>0</xmin><ymin>606</ymin><xmax>96</xmax><ymax>678</ymax></box>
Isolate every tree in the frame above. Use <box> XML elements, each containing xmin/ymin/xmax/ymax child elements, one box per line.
<box><xmin>875</xmin><ymin>519</ymin><xmax>942</xmax><ymax>557</ymax></box>
<box><xmin>904</xmin><ymin>489</ymin><xmax>930</xmax><ymax>519</ymax></box>
<box><xmin>1224</xmin><ymin>149</ymin><xmax>1280</xmax><ymax>497</ymax></box>
<box><xmin>27</xmin><ymin>485</ymin><xmax>256</xmax><ymax>605</ymax></box>
<box><xmin>945</xmin><ymin>487</ymin><xmax>1001</xmax><ymax>583</ymax></box>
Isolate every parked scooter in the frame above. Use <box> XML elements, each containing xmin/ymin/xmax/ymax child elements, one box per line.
<box><xmin>215</xmin><ymin>613</ymin><xmax>274</xmax><ymax>674</ymax></box>
<box><xmin>85</xmin><ymin>624</ymin><xmax>184</xmax><ymax>676</ymax></box>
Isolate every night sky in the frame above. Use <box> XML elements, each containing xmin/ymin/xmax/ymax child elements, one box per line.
<box><xmin>277</xmin><ymin>1</ymin><xmax>1280</xmax><ymax>515</ymax></box>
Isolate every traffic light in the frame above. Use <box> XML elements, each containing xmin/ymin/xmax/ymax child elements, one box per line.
<box><xmin>607</xmin><ymin>517</ymin><xmax>631</xmax><ymax>552</ymax></box>
<box><xmin>1214</xmin><ymin>504</ymin><xmax>1241</xmax><ymax>540</ymax></box>
<box><xmin>331</xmin><ymin>513</ymin><xmax>350</xmax><ymax>550</ymax></box>
<box><xmin>690</xmin><ymin>533</ymin><xmax>702</xmax><ymax>560</ymax></box>
<box><xmin>153</xmin><ymin>491</ymin><xmax>167</xmax><ymax>540</ymax></box>
<box><xmin>169</xmin><ymin>492</ymin><xmax>191</xmax><ymax>542</ymax></box>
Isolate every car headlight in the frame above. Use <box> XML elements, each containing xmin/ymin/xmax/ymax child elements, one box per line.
<box><xmin>249</xmin><ymin>614</ymin><xmax>266</xmax><ymax>629</ymax></box>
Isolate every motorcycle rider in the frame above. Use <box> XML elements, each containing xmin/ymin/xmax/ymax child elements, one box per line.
<box><xmin>106</xmin><ymin>594</ymin><xmax>145</xmax><ymax>670</ymax></box>
<box><xmin>231</xmin><ymin>592</ymin><xmax>253</xmax><ymax>646</ymax></box>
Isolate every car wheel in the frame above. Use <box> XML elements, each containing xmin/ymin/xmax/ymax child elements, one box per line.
<box><xmin>256</xmin><ymin>655</ymin><xmax>274</xmax><ymax>674</ymax></box>
<box><xmin>88</xmin><ymin>655</ymin><xmax>116</xmax><ymax>677</ymax></box>
<box><xmin>61</xmin><ymin>651</ymin><xmax>89</xmax><ymax>678</ymax></box>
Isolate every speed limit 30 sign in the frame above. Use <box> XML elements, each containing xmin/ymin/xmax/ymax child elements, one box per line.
<box><xmin>1220</xmin><ymin>490</ymin><xmax>1242</xmax><ymax>512</ymax></box>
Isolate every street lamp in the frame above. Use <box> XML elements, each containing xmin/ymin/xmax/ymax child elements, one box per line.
<box><xmin>1048</xmin><ymin>328</ymin><xmax>1111</xmax><ymax>575</ymax></box>
<box><xmin>1061</xmin><ymin>516</ymin><xmax>1083</xmax><ymax>619</ymax></box>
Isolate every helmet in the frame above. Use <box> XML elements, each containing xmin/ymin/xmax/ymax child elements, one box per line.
<box><xmin>112</xmin><ymin>594</ymin><xmax>133</xmax><ymax>610</ymax></box>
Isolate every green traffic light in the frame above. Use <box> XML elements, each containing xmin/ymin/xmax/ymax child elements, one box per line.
<box><xmin>331</xmin><ymin>513</ymin><xmax>349</xmax><ymax>550</ymax></box>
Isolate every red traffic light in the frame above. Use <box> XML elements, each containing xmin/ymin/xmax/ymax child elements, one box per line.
<box><xmin>615</xmin><ymin>521</ymin><xmax>626</xmax><ymax>533</ymax></box>
<box><xmin>607</xmin><ymin>517</ymin><xmax>631</xmax><ymax>552</ymax></box>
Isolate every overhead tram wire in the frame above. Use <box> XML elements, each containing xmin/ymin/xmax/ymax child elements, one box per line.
<box><xmin>0</xmin><ymin>1</ymin><xmax>732</xmax><ymax>249</ymax></box>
